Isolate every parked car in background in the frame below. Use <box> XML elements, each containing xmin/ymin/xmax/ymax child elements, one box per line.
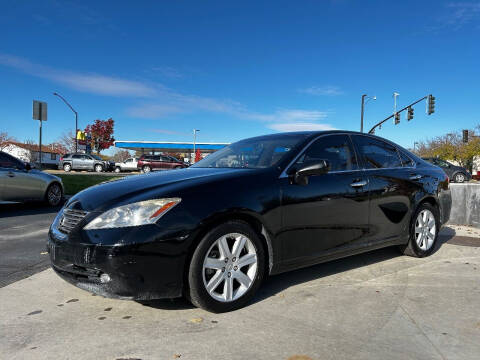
<box><xmin>0</xmin><ymin>151</ymin><xmax>64</xmax><ymax>206</ymax></box>
<box><xmin>114</xmin><ymin>157</ymin><xmax>138</xmax><ymax>173</ymax></box>
<box><xmin>137</xmin><ymin>154</ymin><xmax>188</xmax><ymax>173</ymax></box>
<box><xmin>59</xmin><ymin>153</ymin><xmax>110</xmax><ymax>173</ymax></box>
<box><xmin>48</xmin><ymin>131</ymin><xmax>451</xmax><ymax>312</ymax></box>
<box><xmin>422</xmin><ymin>157</ymin><xmax>471</xmax><ymax>183</ymax></box>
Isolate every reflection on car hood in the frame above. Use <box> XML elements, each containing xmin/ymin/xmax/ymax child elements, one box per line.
<box><xmin>66</xmin><ymin>167</ymin><xmax>255</xmax><ymax>211</ymax></box>
<box><xmin>30</xmin><ymin>169</ymin><xmax>62</xmax><ymax>183</ymax></box>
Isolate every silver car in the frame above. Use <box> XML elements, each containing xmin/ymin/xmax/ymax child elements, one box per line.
<box><xmin>0</xmin><ymin>151</ymin><xmax>64</xmax><ymax>206</ymax></box>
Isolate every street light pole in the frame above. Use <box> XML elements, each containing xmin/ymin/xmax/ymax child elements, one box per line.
<box><xmin>193</xmin><ymin>129</ymin><xmax>200</xmax><ymax>163</ymax></box>
<box><xmin>53</xmin><ymin>92</ymin><xmax>78</xmax><ymax>152</ymax></box>
<box><xmin>360</xmin><ymin>94</ymin><xmax>376</xmax><ymax>132</ymax></box>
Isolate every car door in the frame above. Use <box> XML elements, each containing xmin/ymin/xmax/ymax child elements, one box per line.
<box><xmin>278</xmin><ymin>134</ymin><xmax>370</xmax><ymax>269</ymax></box>
<box><xmin>83</xmin><ymin>155</ymin><xmax>95</xmax><ymax>170</ymax></box>
<box><xmin>71</xmin><ymin>154</ymin><xmax>83</xmax><ymax>169</ymax></box>
<box><xmin>0</xmin><ymin>153</ymin><xmax>43</xmax><ymax>201</ymax></box>
<box><xmin>124</xmin><ymin>158</ymin><xmax>134</xmax><ymax>170</ymax></box>
<box><xmin>351</xmin><ymin>135</ymin><xmax>417</xmax><ymax>245</ymax></box>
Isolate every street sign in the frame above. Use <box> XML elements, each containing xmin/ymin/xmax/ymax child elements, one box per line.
<box><xmin>33</xmin><ymin>100</ymin><xmax>47</xmax><ymax>121</ymax></box>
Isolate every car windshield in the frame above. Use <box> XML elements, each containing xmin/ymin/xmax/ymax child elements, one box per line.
<box><xmin>191</xmin><ymin>133</ymin><xmax>309</xmax><ymax>169</ymax></box>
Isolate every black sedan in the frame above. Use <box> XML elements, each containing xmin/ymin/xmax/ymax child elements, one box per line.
<box><xmin>421</xmin><ymin>157</ymin><xmax>471</xmax><ymax>183</ymax></box>
<box><xmin>48</xmin><ymin>131</ymin><xmax>451</xmax><ymax>312</ymax></box>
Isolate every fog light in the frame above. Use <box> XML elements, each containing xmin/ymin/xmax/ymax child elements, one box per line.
<box><xmin>100</xmin><ymin>273</ymin><xmax>111</xmax><ymax>283</ymax></box>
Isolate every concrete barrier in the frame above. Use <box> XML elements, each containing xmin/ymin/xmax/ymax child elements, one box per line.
<box><xmin>447</xmin><ymin>183</ymin><xmax>480</xmax><ymax>228</ymax></box>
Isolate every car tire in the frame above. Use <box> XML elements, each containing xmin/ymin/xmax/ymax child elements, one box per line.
<box><xmin>95</xmin><ymin>164</ymin><xmax>103</xmax><ymax>173</ymax></box>
<box><xmin>63</xmin><ymin>163</ymin><xmax>71</xmax><ymax>172</ymax></box>
<box><xmin>142</xmin><ymin>165</ymin><xmax>151</xmax><ymax>173</ymax></box>
<box><xmin>454</xmin><ymin>173</ymin><xmax>466</xmax><ymax>183</ymax></box>
<box><xmin>187</xmin><ymin>220</ymin><xmax>266</xmax><ymax>313</ymax></box>
<box><xmin>45</xmin><ymin>182</ymin><xmax>63</xmax><ymax>207</ymax></box>
<box><xmin>400</xmin><ymin>202</ymin><xmax>439</xmax><ymax>258</ymax></box>
<box><xmin>114</xmin><ymin>166</ymin><xmax>121</xmax><ymax>173</ymax></box>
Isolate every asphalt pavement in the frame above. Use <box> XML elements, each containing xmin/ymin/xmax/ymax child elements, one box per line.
<box><xmin>0</xmin><ymin>202</ymin><xmax>62</xmax><ymax>287</ymax></box>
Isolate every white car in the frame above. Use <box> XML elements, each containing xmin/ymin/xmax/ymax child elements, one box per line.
<box><xmin>114</xmin><ymin>158</ymin><xmax>138</xmax><ymax>173</ymax></box>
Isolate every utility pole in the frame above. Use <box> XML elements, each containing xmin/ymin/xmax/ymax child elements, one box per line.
<box><xmin>53</xmin><ymin>92</ymin><xmax>78</xmax><ymax>152</ymax></box>
<box><xmin>360</xmin><ymin>94</ymin><xmax>376</xmax><ymax>132</ymax></box>
<box><xmin>33</xmin><ymin>100</ymin><xmax>47</xmax><ymax>169</ymax></box>
<box><xmin>193</xmin><ymin>129</ymin><xmax>200</xmax><ymax>163</ymax></box>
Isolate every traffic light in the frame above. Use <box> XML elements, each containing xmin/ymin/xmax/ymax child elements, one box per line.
<box><xmin>463</xmin><ymin>129</ymin><xmax>468</xmax><ymax>143</ymax></box>
<box><xmin>407</xmin><ymin>107</ymin><xmax>414</xmax><ymax>121</ymax></box>
<box><xmin>427</xmin><ymin>95</ymin><xmax>435</xmax><ymax>115</ymax></box>
<box><xmin>394</xmin><ymin>112</ymin><xmax>400</xmax><ymax>125</ymax></box>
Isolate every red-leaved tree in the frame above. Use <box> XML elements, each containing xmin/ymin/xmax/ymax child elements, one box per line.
<box><xmin>85</xmin><ymin>118</ymin><xmax>115</xmax><ymax>154</ymax></box>
<box><xmin>195</xmin><ymin>149</ymin><xmax>202</xmax><ymax>163</ymax></box>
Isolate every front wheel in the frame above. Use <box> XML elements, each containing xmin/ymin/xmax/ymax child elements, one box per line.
<box><xmin>142</xmin><ymin>165</ymin><xmax>151</xmax><ymax>173</ymax></box>
<box><xmin>454</xmin><ymin>173</ymin><xmax>466</xmax><ymax>183</ymax></box>
<box><xmin>400</xmin><ymin>203</ymin><xmax>439</xmax><ymax>257</ymax></box>
<box><xmin>114</xmin><ymin>166</ymin><xmax>121</xmax><ymax>173</ymax></box>
<box><xmin>45</xmin><ymin>183</ymin><xmax>63</xmax><ymax>206</ymax></box>
<box><xmin>187</xmin><ymin>221</ymin><xmax>266</xmax><ymax>313</ymax></box>
<box><xmin>63</xmin><ymin>163</ymin><xmax>71</xmax><ymax>172</ymax></box>
<box><xmin>94</xmin><ymin>164</ymin><xmax>103</xmax><ymax>173</ymax></box>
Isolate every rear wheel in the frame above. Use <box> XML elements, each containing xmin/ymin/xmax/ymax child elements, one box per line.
<box><xmin>94</xmin><ymin>164</ymin><xmax>103</xmax><ymax>173</ymax></box>
<box><xmin>45</xmin><ymin>183</ymin><xmax>63</xmax><ymax>206</ymax></box>
<box><xmin>187</xmin><ymin>221</ymin><xmax>266</xmax><ymax>312</ymax></box>
<box><xmin>454</xmin><ymin>173</ymin><xmax>466</xmax><ymax>183</ymax></box>
<box><xmin>63</xmin><ymin>163</ymin><xmax>71</xmax><ymax>172</ymax></box>
<box><xmin>400</xmin><ymin>203</ymin><xmax>439</xmax><ymax>257</ymax></box>
<box><xmin>142</xmin><ymin>165</ymin><xmax>151</xmax><ymax>173</ymax></box>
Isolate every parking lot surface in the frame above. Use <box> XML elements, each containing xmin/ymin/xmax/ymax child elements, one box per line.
<box><xmin>0</xmin><ymin>203</ymin><xmax>61</xmax><ymax>287</ymax></box>
<box><xmin>1</xmin><ymin>226</ymin><xmax>479</xmax><ymax>360</ymax></box>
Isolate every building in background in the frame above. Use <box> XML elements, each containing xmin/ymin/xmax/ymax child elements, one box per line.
<box><xmin>2</xmin><ymin>142</ymin><xmax>63</xmax><ymax>169</ymax></box>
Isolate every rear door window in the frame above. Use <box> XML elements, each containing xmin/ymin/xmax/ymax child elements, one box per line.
<box><xmin>295</xmin><ymin>134</ymin><xmax>358</xmax><ymax>171</ymax></box>
<box><xmin>398</xmin><ymin>151</ymin><xmax>415</xmax><ymax>167</ymax></box>
<box><xmin>352</xmin><ymin>136</ymin><xmax>402</xmax><ymax>169</ymax></box>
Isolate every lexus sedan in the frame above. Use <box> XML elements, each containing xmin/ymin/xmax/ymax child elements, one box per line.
<box><xmin>0</xmin><ymin>151</ymin><xmax>64</xmax><ymax>206</ymax></box>
<box><xmin>48</xmin><ymin>131</ymin><xmax>451</xmax><ymax>312</ymax></box>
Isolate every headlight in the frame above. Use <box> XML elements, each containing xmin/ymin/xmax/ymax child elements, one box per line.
<box><xmin>84</xmin><ymin>198</ymin><xmax>181</xmax><ymax>230</ymax></box>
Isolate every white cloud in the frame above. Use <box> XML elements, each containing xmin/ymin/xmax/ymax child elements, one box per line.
<box><xmin>299</xmin><ymin>85</ymin><xmax>343</xmax><ymax>96</ymax></box>
<box><xmin>268</xmin><ymin>122</ymin><xmax>337</xmax><ymax>132</ymax></box>
<box><xmin>0</xmin><ymin>54</ymin><xmax>333</xmax><ymax>130</ymax></box>
<box><xmin>446</xmin><ymin>2</ymin><xmax>480</xmax><ymax>27</ymax></box>
<box><xmin>0</xmin><ymin>54</ymin><xmax>157</xmax><ymax>97</ymax></box>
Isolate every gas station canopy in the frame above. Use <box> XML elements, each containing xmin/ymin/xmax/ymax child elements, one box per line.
<box><xmin>114</xmin><ymin>140</ymin><xmax>230</xmax><ymax>154</ymax></box>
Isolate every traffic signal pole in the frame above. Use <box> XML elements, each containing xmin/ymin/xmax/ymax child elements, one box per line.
<box><xmin>368</xmin><ymin>95</ymin><xmax>432</xmax><ymax>134</ymax></box>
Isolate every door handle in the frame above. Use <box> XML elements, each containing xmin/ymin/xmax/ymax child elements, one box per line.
<box><xmin>350</xmin><ymin>180</ymin><xmax>367</xmax><ymax>188</ymax></box>
<box><xmin>409</xmin><ymin>174</ymin><xmax>422</xmax><ymax>180</ymax></box>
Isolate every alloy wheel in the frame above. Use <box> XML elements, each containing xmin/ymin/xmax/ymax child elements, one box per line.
<box><xmin>455</xmin><ymin>173</ymin><xmax>465</xmax><ymax>183</ymax></box>
<box><xmin>414</xmin><ymin>209</ymin><xmax>436</xmax><ymax>251</ymax></box>
<box><xmin>95</xmin><ymin>164</ymin><xmax>103</xmax><ymax>172</ymax></box>
<box><xmin>47</xmin><ymin>184</ymin><xmax>62</xmax><ymax>206</ymax></box>
<box><xmin>64</xmin><ymin>164</ymin><xmax>71</xmax><ymax>172</ymax></box>
<box><xmin>143</xmin><ymin>166</ymin><xmax>151</xmax><ymax>173</ymax></box>
<box><xmin>202</xmin><ymin>233</ymin><xmax>258</xmax><ymax>302</ymax></box>
<box><xmin>115</xmin><ymin>167</ymin><xmax>121</xmax><ymax>173</ymax></box>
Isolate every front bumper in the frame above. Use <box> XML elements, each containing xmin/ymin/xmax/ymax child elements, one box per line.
<box><xmin>47</xmin><ymin>224</ymin><xmax>188</xmax><ymax>300</ymax></box>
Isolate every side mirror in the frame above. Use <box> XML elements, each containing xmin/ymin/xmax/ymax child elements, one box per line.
<box><xmin>289</xmin><ymin>160</ymin><xmax>330</xmax><ymax>185</ymax></box>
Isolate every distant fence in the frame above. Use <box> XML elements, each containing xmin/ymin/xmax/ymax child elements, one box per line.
<box><xmin>447</xmin><ymin>183</ymin><xmax>480</xmax><ymax>229</ymax></box>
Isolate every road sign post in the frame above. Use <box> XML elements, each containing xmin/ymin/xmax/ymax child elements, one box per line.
<box><xmin>33</xmin><ymin>100</ymin><xmax>47</xmax><ymax>169</ymax></box>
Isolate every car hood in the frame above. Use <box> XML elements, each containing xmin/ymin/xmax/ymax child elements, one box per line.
<box><xmin>66</xmin><ymin>167</ymin><xmax>257</xmax><ymax>211</ymax></box>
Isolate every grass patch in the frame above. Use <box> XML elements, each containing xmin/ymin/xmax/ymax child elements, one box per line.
<box><xmin>55</xmin><ymin>174</ymin><xmax>124</xmax><ymax>195</ymax></box>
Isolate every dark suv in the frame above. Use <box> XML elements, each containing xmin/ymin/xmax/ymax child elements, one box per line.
<box><xmin>422</xmin><ymin>157</ymin><xmax>471</xmax><ymax>183</ymax></box>
<box><xmin>137</xmin><ymin>154</ymin><xmax>188</xmax><ymax>173</ymax></box>
<box><xmin>59</xmin><ymin>153</ymin><xmax>112</xmax><ymax>173</ymax></box>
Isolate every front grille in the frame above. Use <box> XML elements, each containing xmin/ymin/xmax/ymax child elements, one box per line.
<box><xmin>58</xmin><ymin>208</ymin><xmax>88</xmax><ymax>234</ymax></box>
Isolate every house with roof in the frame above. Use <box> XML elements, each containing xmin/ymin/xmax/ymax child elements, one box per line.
<box><xmin>2</xmin><ymin>141</ymin><xmax>65</xmax><ymax>168</ymax></box>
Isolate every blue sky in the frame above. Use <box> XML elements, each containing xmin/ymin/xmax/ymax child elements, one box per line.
<box><xmin>1</xmin><ymin>0</ymin><xmax>479</xmax><ymax>152</ymax></box>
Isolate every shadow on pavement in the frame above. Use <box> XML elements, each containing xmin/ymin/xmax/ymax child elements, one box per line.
<box><xmin>0</xmin><ymin>201</ymin><xmax>64</xmax><ymax>219</ymax></box>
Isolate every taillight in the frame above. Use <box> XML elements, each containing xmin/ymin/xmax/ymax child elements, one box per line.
<box><xmin>60</xmin><ymin>157</ymin><xmax>63</xmax><ymax>161</ymax></box>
